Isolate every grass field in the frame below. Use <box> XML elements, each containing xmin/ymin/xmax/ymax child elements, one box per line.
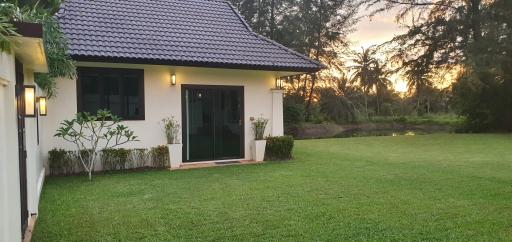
<box><xmin>32</xmin><ymin>134</ymin><xmax>512</xmax><ymax>241</ymax></box>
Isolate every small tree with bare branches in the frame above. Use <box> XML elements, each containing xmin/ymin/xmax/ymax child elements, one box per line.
<box><xmin>55</xmin><ymin>110</ymin><xmax>138</xmax><ymax>180</ymax></box>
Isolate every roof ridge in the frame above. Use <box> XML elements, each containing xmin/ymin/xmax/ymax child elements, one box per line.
<box><xmin>224</xmin><ymin>1</ymin><xmax>325</xmax><ymax>70</ymax></box>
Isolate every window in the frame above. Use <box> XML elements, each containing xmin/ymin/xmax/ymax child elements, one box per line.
<box><xmin>77</xmin><ymin>67</ymin><xmax>144</xmax><ymax>120</ymax></box>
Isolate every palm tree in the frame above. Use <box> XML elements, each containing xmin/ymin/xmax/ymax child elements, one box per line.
<box><xmin>372</xmin><ymin>62</ymin><xmax>392</xmax><ymax>115</ymax></box>
<box><xmin>405</xmin><ymin>68</ymin><xmax>433</xmax><ymax>115</ymax></box>
<box><xmin>350</xmin><ymin>47</ymin><xmax>379</xmax><ymax>118</ymax></box>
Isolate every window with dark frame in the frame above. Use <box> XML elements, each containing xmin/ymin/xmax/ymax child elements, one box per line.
<box><xmin>77</xmin><ymin>67</ymin><xmax>145</xmax><ymax>120</ymax></box>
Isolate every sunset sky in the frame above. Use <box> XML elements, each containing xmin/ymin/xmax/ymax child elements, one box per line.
<box><xmin>348</xmin><ymin>7</ymin><xmax>409</xmax><ymax>92</ymax></box>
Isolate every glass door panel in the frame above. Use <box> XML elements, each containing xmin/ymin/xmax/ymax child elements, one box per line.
<box><xmin>214</xmin><ymin>89</ymin><xmax>242</xmax><ymax>159</ymax></box>
<box><xmin>184</xmin><ymin>86</ymin><xmax>243</xmax><ymax>162</ymax></box>
<box><xmin>186</xmin><ymin>88</ymin><xmax>214</xmax><ymax>161</ymax></box>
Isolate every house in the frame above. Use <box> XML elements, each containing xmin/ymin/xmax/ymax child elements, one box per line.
<box><xmin>1</xmin><ymin>0</ymin><xmax>322</xmax><ymax>240</ymax></box>
<box><xmin>40</xmin><ymin>0</ymin><xmax>323</xmax><ymax>165</ymax></box>
<box><xmin>0</xmin><ymin>22</ymin><xmax>48</xmax><ymax>241</ymax></box>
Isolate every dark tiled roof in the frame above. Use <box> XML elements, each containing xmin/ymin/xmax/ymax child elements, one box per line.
<box><xmin>57</xmin><ymin>0</ymin><xmax>324</xmax><ymax>72</ymax></box>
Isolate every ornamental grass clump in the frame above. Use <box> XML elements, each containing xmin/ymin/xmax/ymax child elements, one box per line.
<box><xmin>162</xmin><ymin>116</ymin><xmax>180</xmax><ymax>144</ymax></box>
<box><xmin>252</xmin><ymin>117</ymin><xmax>268</xmax><ymax>140</ymax></box>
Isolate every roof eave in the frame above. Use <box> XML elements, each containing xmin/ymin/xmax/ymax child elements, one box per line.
<box><xmin>72</xmin><ymin>55</ymin><xmax>324</xmax><ymax>73</ymax></box>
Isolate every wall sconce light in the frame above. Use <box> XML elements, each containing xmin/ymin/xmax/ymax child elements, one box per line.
<box><xmin>275</xmin><ymin>77</ymin><xmax>283</xmax><ymax>89</ymax></box>
<box><xmin>24</xmin><ymin>85</ymin><xmax>36</xmax><ymax>117</ymax></box>
<box><xmin>171</xmin><ymin>73</ymin><xmax>177</xmax><ymax>86</ymax></box>
<box><xmin>38</xmin><ymin>96</ymin><xmax>47</xmax><ymax>116</ymax></box>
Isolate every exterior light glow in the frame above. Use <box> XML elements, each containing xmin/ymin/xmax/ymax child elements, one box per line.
<box><xmin>275</xmin><ymin>78</ymin><xmax>283</xmax><ymax>89</ymax></box>
<box><xmin>171</xmin><ymin>73</ymin><xmax>177</xmax><ymax>86</ymax></box>
<box><xmin>24</xmin><ymin>85</ymin><xmax>36</xmax><ymax>117</ymax></box>
<box><xmin>38</xmin><ymin>97</ymin><xmax>47</xmax><ymax>116</ymax></box>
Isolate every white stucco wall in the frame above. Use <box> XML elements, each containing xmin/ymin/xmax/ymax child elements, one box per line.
<box><xmin>23</xmin><ymin>70</ymin><xmax>46</xmax><ymax>216</ymax></box>
<box><xmin>0</xmin><ymin>52</ymin><xmax>47</xmax><ymax>242</ymax></box>
<box><xmin>40</xmin><ymin>63</ymin><xmax>286</xmax><ymax>164</ymax></box>
<box><xmin>0</xmin><ymin>52</ymin><xmax>22</xmax><ymax>242</ymax></box>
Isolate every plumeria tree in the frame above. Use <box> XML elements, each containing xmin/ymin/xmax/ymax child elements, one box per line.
<box><xmin>55</xmin><ymin>110</ymin><xmax>138</xmax><ymax>180</ymax></box>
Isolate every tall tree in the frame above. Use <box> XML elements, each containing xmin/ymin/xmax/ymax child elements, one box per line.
<box><xmin>230</xmin><ymin>0</ymin><xmax>359</xmax><ymax>120</ymax></box>
<box><xmin>350</xmin><ymin>47</ymin><xmax>379</xmax><ymax>117</ymax></box>
<box><xmin>372</xmin><ymin>62</ymin><xmax>392</xmax><ymax>115</ymax></box>
<box><xmin>366</xmin><ymin>0</ymin><xmax>512</xmax><ymax>130</ymax></box>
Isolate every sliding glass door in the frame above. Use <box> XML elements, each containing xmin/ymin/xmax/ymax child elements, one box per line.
<box><xmin>183</xmin><ymin>85</ymin><xmax>244</xmax><ymax>162</ymax></box>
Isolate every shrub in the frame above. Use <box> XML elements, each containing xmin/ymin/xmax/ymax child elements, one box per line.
<box><xmin>265</xmin><ymin>136</ymin><xmax>294</xmax><ymax>161</ymax></box>
<box><xmin>131</xmin><ymin>148</ymin><xmax>149</xmax><ymax>168</ymax></box>
<box><xmin>48</xmin><ymin>149</ymin><xmax>75</xmax><ymax>175</ymax></box>
<box><xmin>151</xmin><ymin>145</ymin><xmax>169</xmax><ymax>168</ymax></box>
<box><xmin>101</xmin><ymin>148</ymin><xmax>131</xmax><ymax>171</ymax></box>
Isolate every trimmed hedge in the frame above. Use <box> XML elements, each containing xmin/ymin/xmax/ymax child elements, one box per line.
<box><xmin>265</xmin><ymin>136</ymin><xmax>294</xmax><ymax>161</ymax></box>
<box><xmin>102</xmin><ymin>148</ymin><xmax>131</xmax><ymax>171</ymax></box>
<box><xmin>48</xmin><ymin>149</ymin><xmax>79</xmax><ymax>175</ymax></box>
<box><xmin>150</xmin><ymin>145</ymin><xmax>169</xmax><ymax>168</ymax></box>
<box><xmin>48</xmin><ymin>146</ymin><xmax>169</xmax><ymax>176</ymax></box>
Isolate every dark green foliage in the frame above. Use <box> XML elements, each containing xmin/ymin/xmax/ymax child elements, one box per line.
<box><xmin>283</xmin><ymin>102</ymin><xmax>305</xmax><ymax>125</ymax></box>
<box><xmin>151</xmin><ymin>145</ymin><xmax>169</xmax><ymax>168</ymax></box>
<box><xmin>366</xmin><ymin>0</ymin><xmax>512</xmax><ymax>131</ymax></box>
<box><xmin>318</xmin><ymin>88</ymin><xmax>357</xmax><ymax>124</ymax></box>
<box><xmin>452</xmin><ymin>69</ymin><xmax>512</xmax><ymax>132</ymax></box>
<box><xmin>229</xmin><ymin>0</ymin><xmax>360</xmax><ymax>118</ymax></box>
<box><xmin>0</xmin><ymin>1</ymin><xmax>76</xmax><ymax>97</ymax></box>
<box><xmin>101</xmin><ymin>148</ymin><xmax>131</xmax><ymax>171</ymax></box>
<box><xmin>265</xmin><ymin>136</ymin><xmax>294</xmax><ymax>160</ymax></box>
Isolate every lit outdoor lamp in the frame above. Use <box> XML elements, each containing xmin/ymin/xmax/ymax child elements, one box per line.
<box><xmin>38</xmin><ymin>96</ymin><xmax>47</xmax><ymax>116</ymax></box>
<box><xmin>170</xmin><ymin>73</ymin><xmax>177</xmax><ymax>86</ymax></box>
<box><xmin>275</xmin><ymin>77</ymin><xmax>284</xmax><ymax>89</ymax></box>
<box><xmin>24</xmin><ymin>85</ymin><xmax>36</xmax><ymax>117</ymax></box>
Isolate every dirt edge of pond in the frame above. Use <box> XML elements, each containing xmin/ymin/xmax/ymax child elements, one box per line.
<box><xmin>289</xmin><ymin>122</ymin><xmax>454</xmax><ymax>140</ymax></box>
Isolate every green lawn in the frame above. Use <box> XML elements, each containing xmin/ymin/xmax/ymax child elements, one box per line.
<box><xmin>33</xmin><ymin>134</ymin><xmax>512</xmax><ymax>241</ymax></box>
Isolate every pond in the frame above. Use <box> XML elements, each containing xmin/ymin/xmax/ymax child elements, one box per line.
<box><xmin>333</xmin><ymin>129</ymin><xmax>432</xmax><ymax>138</ymax></box>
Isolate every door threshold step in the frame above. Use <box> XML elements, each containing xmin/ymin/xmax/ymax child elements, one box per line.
<box><xmin>171</xmin><ymin>160</ymin><xmax>263</xmax><ymax>170</ymax></box>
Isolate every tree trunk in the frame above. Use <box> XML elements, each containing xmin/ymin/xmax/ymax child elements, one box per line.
<box><xmin>304</xmin><ymin>0</ymin><xmax>323</xmax><ymax>121</ymax></box>
<box><xmin>364</xmin><ymin>94</ymin><xmax>368</xmax><ymax>119</ymax></box>
<box><xmin>470</xmin><ymin>0</ymin><xmax>482</xmax><ymax>43</ymax></box>
<box><xmin>376</xmin><ymin>88</ymin><xmax>380</xmax><ymax>115</ymax></box>
<box><xmin>427</xmin><ymin>97</ymin><xmax>431</xmax><ymax>115</ymax></box>
<box><xmin>257</xmin><ymin>0</ymin><xmax>263</xmax><ymax>33</ymax></box>
<box><xmin>269</xmin><ymin>0</ymin><xmax>276</xmax><ymax>39</ymax></box>
<box><xmin>305</xmin><ymin>73</ymin><xmax>317</xmax><ymax>121</ymax></box>
<box><xmin>302</xmin><ymin>76</ymin><xmax>308</xmax><ymax>101</ymax></box>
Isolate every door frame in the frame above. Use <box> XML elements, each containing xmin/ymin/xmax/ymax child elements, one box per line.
<box><xmin>181</xmin><ymin>84</ymin><xmax>245</xmax><ymax>162</ymax></box>
<box><xmin>15</xmin><ymin>59</ymin><xmax>29</xmax><ymax>238</ymax></box>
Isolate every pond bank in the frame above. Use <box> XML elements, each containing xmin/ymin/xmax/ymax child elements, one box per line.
<box><xmin>289</xmin><ymin>122</ymin><xmax>454</xmax><ymax>139</ymax></box>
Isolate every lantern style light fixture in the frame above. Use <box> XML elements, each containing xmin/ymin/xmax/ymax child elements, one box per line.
<box><xmin>170</xmin><ymin>73</ymin><xmax>177</xmax><ymax>86</ymax></box>
<box><xmin>38</xmin><ymin>96</ymin><xmax>47</xmax><ymax>116</ymax></box>
<box><xmin>24</xmin><ymin>85</ymin><xmax>36</xmax><ymax>117</ymax></box>
<box><xmin>275</xmin><ymin>77</ymin><xmax>284</xmax><ymax>89</ymax></box>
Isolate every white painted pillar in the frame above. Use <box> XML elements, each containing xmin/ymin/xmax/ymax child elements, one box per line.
<box><xmin>271</xmin><ymin>89</ymin><xmax>284</xmax><ymax>136</ymax></box>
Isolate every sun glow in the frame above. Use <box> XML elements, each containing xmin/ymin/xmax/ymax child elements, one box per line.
<box><xmin>394</xmin><ymin>80</ymin><xmax>408</xmax><ymax>93</ymax></box>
